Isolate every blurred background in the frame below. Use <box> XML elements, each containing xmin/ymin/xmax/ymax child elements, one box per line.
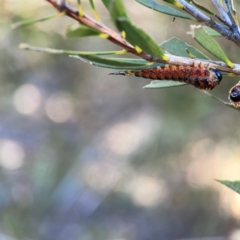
<box><xmin>1</xmin><ymin>0</ymin><xmax>240</xmax><ymax>239</ymax></box>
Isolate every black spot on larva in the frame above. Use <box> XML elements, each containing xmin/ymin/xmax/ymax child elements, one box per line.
<box><xmin>230</xmin><ymin>86</ymin><xmax>240</xmax><ymax>102</ymax></box>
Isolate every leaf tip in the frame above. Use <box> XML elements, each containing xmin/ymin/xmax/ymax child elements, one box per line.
<box><xmin>226</xmin><ymin>61</ymin><xmax>235</xmax><ymax>69</ymax></box>
<box><xmin>121</xmin><ymin>31</ymin><xmax>126</xmax><ymax>39</ymax></box>
<box><xmin>174</xmin><ymin>2</ymin><xmax>184</xmax><ymax>9</ymax></box>
<box><xmin>135</xmin><ymin>45</ymin><xmax>143</xmax><ymax>53</ymax></box>
<box><xmin>116</xmin><ymin>49</ymin><xmax>128</xmax><ymax>55</ymax></box>
<box><xmin>162</xmin><ymin>55</ymin><xmax>170</xmax><ymax>61</ymax></box>
<box><xmin>99</xmin><ymin>33</ymin><xmax>109</xmax><ymax>39</ymax></box>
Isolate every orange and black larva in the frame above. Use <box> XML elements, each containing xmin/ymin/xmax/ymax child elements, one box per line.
<box><xmin>111</xmin><ymin>65</ymin><xmax>222</xmax><ymax>90</ymax></box>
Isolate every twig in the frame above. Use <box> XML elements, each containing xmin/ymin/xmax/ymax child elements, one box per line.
<box><xmin>46</xmin><ymin>0</ymin><xmax>137</xmax><ymax>55</ymax></box>
<box><xmin>178</xmin><ymin>0</ymin><xmax>240</xmax><ymax>47</ymax></box>
<box><xmin>19</xmin><ymin>42</ymin><xmax>240</xmax><ymax>75</ymax></box>
<box><xmin>200</xmin><ymin>90</ymin><xmax>240</xmax><ymax>112</ymax></box>
<box><xmin>211</xmin><ymin>0</ymin><xmax>232</xmax><ymax>28</ymax></box>
<box><xmin>224</xmin><ymin>0</ymin><xmax>239</xmax><ymax>31</ymax></box>
<box><xmin>42</xmin><ymin>0</ymin><xmax>240</xmax><ymax>74</ymax></box>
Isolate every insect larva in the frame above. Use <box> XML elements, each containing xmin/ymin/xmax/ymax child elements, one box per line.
<box><xmin>110</xmin><ymin>65</ymin><xmax>222</xmax><ymax>90</ymax></box>
<box><xmin>229</xmin><ymin>81</ymin><xmax>240</xmax><ymax>108</ymax></box>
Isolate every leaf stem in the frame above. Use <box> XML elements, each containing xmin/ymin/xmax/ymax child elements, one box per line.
<box><xmin>200</xmin><ymin>90</ymin><xmax>240</xmax><ymax>111</ymax></box>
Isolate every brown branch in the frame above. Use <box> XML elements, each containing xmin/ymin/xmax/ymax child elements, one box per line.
<box><xmin>46</xmin><ymin>0</ymin><xmax>153</xmax><ymax>60</ymax></box>
<box><xmin>44</xmin><ymin>0</ymin><xmax>240</xmax><ymax>74</ymax></box>
<box><xmin>19</xmin><ymin>42</ymin><xmax>240</xmax><ymax>75</ymax></box>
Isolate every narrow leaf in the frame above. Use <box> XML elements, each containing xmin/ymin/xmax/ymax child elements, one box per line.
<box><xmin>144</xmin><ymin>80</ymin><xmax>187</xmax><ymax>89</ymax></box>
<box><xmin>70</xmin><ymin>55</ymin><xmax>165</xmax><ymax>69</ymax></box>
<box><xmin>190</xmin><ymin>0</ymin><xmax>214</xmax><ymax>15</ymax></box>
<box><xmin>191</xmin><ymin>26</ymin><xmax>234</xmax><ymax>68</ymax></box>
<box><xmin>202</xmin><ymin>27</ymin><xmax>221</xmax><ymax>37</ymax></box>
<box><xmin>102</xmin><ymin>0</ymin><xmax>127</xmax><ymax>20</ymax></box>
<box><xmin>19</xmin><ymin>43</ymin><xmax>127</xmax><ymax>56</ymax></box>
<box><xmin>102</xmin><ymin>0</ymin><xmax>168</xmax><ymax>60</ymax></box>
<box><xmin>77</xmin><ymin>0</ymin><xmax>84</xmax><ymax>16</ymax></box>
<box><xmin>216</xmin><ymin>180</ymin><xmax>240</xmax><ymax>194</ymax></box>
<box><xmin>163</xmin><ymin>0</ymin><xmax>184</xmax><ymax>8</ymax></box>
<box><xmin>161</xmin><ymin>37</ymin><xmax>209</xmax><ymax>59</ymax></box>
<box><xmin>136</xmin><ymin>0</ymin><xmax>193</xmax><ymax>20</ymax></box>
<box><xmin>89</xmin><ymin>0</ymin><xmax>100</xmax><ymax>20</ymax></box>
<box><xmin>118</xmin><ymin>19</ymin><xmax>169</xmax><ymax>60</ymax></box>
<box><xmin>11</xmin><ymin>13</ymin><xmax>64</xmax><ymax>29</ymax></box>
<box><xmin>65</xmin><ymin>25</ymin><xmax>100</xmax><ymax>38</ymax></box>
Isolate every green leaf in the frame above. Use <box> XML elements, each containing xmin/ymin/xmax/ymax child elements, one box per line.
<box><xmin>102</xmin><ymin>0</ymin><xmax>168</xmax><ymax>60</ymax></box>
<box><xmin>89</xmin><ymin>0</ymin><xmax>96</xmax><ymax>9</ymax></box>
<box><xmin>202</xmin><ymin>27</ymin><xmax>221</xmax><ymax>37</ymax></box>
<box><xmin>65</xmin><ymin>25</ymin><xmax>101</xmax><ymax>38</ymax></box>
<box><xmin>102</xmin><ymin>0</ymin><xmax>128</xmax><ymax>20</ymax></box>
<box><xmin>19</xmin><ymin>43</ymin><xmax>127</xmax><ymax>56</ymax></box>
<box><xmin>70</xmin><ymin>55</ymin><xmax>165</xmax><ymax>69</ymax></box>
<box><xmin>190</xmin><ymin>0</ymin><xmax>214</xmax><ymax>15</ymax></box>
<box><xmin>163</xmin><ymin>0</ymin><xmax>176</xmax><ymax>4</ymax></box>
<box><xmin>136</xmin><ymin>0</ymin><xmax>193</xmax><ymax>20</ymax></box>
<box><xmin>11</xmin><ymin>13</ymin><xmax>63</xmax><ymax>29</ymax></box>
<box><xmin>191</xmin><ymin>26</ymin><xmax>234</xmax><ymax>68</ymax></box>
<box><xmin>216</xmin><ymin>180</ymin><xmax>240</xmax><ymax>194</ymax></box>
<box><xmin>163</xmin><ymin>0</ymin><xmax>184</xmax><ymax>8</ymax></box>
<box><xmin>118</xmin><ymin>19</ymin><xmax>168</xmax><ymax>60</ymax></box>
<box><xmin>143</xmin><ymin>80</ymin><xmax>187</xmax><ymax>89</ymax></box>
<box><xmin>89</xmin><ymin>0</ymin><xmax>100</xmax><ymax>20</ymax></box>
<box><xmin>161</xmin><ymin>37</ymin><xmax>209</xmax><ymax>59</ymax></box>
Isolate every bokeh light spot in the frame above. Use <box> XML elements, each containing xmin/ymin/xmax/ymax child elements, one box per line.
<box><xmin>45</xmin><ymin>92</ymin><xmax>74</xmax><ymax>123</ymax></box>
<box><xmin>104</xmin><ymin>123</ymin><xmax>143</xmax><ymax>156</ymax></box>
<box><xmin>14</xmin><ymin>84</ymin><xmax>41</xmax><ymax>115</ymax></box>
<box><xmin>0</xmin><ymin>140</ymin><xmax>25</xmax><ymax>170</ymax></box>
<box><xmin>230</xmin><ymin>229</ymin><xmax>240</xmax><ymax>240</ymax></box>
<box><xmin>126</xmin><ymin>176</ymin><xmax>167</xmax><ymax>207</ymax></box>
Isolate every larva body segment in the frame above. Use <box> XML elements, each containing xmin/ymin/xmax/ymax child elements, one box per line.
<box><xmin>114</xmin><ymin>65</ymin><xmax>222</xmax><ymax>90</ymax></box>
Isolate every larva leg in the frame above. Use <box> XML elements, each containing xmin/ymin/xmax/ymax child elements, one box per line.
<box><xmin>204</xmin><ymin>63</ymin><xmax>217</xmax><ymax>71</ymax></box>
<box><xmin>192</xmin><ymin>60</ymin><xmax>201</xmax><ymax>68</ymax></box>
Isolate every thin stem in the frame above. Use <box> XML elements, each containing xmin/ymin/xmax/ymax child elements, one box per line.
<box><xmin>46</xmin><ymin>0</ymin><xmax>135</xmax><ymax>53</ymax></box>
<box><xmin>211</xmin><ymin>0</ymin><xmax>232</xmax><ymax>28</ymax></box>
<box><xmin>19</xmin><ymin>42</ymin><xmax>240</xmax><ymax>75</ymax></box>
<box><xmin>200</xmin><ymin>90</ymin><xmax>235</xmax><ymax>108</ymax></box>
<box><xmin>224</xmin><ymin>0</ymin><xmax>239</xmax><ymax>30</ymax></box>
<box><xmin>214</xmin><ymin>14</ymin><xmax>231</xmax><ymax>28</ymax></box>
<box><xmin>178</xmin><ymin>0</ymin><xmax>240</xmax><ymax>47</ymax></box>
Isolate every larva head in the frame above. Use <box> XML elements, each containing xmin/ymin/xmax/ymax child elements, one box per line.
<box><xmin>212</xmin><ymin>69</ymin><xmax>222</xmax><ymax>84</ymax></box>
<box><xmin>229</xmin><ymin>81</ymin><xmax>240</xmax><ymax>108</ymax></box>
